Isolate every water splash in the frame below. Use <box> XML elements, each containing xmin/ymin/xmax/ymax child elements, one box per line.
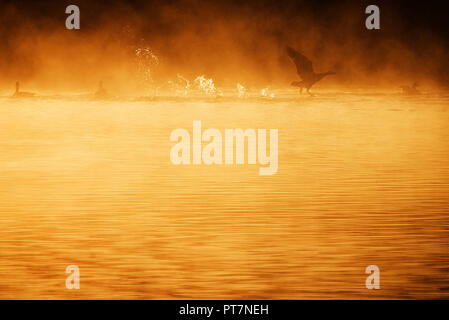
<box><xmin>135</xmin><ymin>47</ymin><xmax>159</xmax><ymax>94</ymax></box>
<box><xmin>168</xmin><ymin>74</ymin><xmax>191</xmax><ymax>96</ymax></box>
<box><xmin>261</xmin><ymin>87</ymin><xmax>275</xmax><ymax>99</ymax></box>
<box><xmin>194</xmin><ymin>76</ymin><xmax>217</xmax><ymax>96</ymax></box>
<box><xmin>237</xmin><ymin>83</ymin><xmax>248</xmax><ymax>98</ymax></box>
<box><xmin>177</xmin><ymin>74</ymin><xmax>191</xmax><ymax>95</ymax></box>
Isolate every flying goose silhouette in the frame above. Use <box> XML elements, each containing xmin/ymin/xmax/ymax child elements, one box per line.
<box><xmin>286</xmin><ymin>46</ymin><xmax>335</xmax><ymax>96</ymax></box>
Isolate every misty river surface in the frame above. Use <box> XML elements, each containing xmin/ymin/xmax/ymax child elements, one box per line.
<box><xmin>0</xmin><ymin>91</ymin><xmax>448</xmax><ymax>299</ymax></box>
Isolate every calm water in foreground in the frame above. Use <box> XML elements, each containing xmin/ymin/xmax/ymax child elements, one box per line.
<box><xmin>0</xmin><ymin>91</ymin><xmax>448</xmax><ymax>299</ymax></box>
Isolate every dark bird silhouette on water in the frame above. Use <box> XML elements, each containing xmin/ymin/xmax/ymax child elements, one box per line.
<box><xmin>94</xmin><ymin>81</ymin><xmax>109</xmax><ymax>99</ymax></box>
<box><xmin>400</xmin><ymin>82</ymin><xmax>420</xmax><ymax>95</ymax></box>
<box><xmin>13</xmin><ymin>81</ymin><xmax>35</xmax><ymax>98</ymax></box>
<box><xmin>286</xmin><ymin>46</ymin><xmax>335</xmax><ymax>96</ymax></box>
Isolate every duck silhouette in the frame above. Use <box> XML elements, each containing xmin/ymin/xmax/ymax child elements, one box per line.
<box><xmin>286</xmin><ymin>46</ymin><xmax>335</xmax><ymax>96</ymax></box>
<box><xmin>400</xmin><ymin>82</ymin><xmax>420</xmax><ymax>95</ymax></box>
<box><xmin>13</xmin><ymin>82</ymin><xmax>35</xmax><ymax>98</ymax></box>
<box><xmin>94</xmin><ymin>81</ymin><xmax>110</xmax><ymax>99</ymax></box>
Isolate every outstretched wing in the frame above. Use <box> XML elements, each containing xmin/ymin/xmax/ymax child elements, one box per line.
<box><xmin>286</xmin><ymin>46</ymin><xmax>314</xmax><ymax>80</ymax></box>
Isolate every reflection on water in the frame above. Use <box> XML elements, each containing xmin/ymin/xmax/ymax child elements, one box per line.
<box><xmin>0</xmin><ymin>91</ymin><xmax>448</xmax><ymax>299</ymax></box>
